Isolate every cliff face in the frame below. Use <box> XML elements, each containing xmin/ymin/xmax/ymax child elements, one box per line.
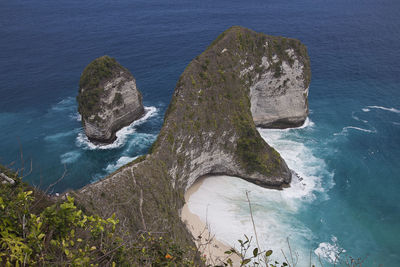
<box><xmin>77</xmin><ymin>56</ymin><xmax>144</xmax><ymax>143</ymax></box>
<box><xmin>74</xmin><ymin>26</ymin><xmax>310</xmax><ymax>260</ymax></box>
<box><xmin>150</xmin><ymin>26</ymin><xmax>304</xmax><ymax>190</ymax></box>
<box><xmin>248</xmin><ymin>40</ymin><xmax>311</xmax><ymax>128</ymax></box>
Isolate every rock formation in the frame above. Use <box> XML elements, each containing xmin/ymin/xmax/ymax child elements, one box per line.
<box><xmin>77</xmin><ymin>56</ymin><xmax>144</xmax><ymax>143</ymax></box>
<box><xmin>0</xmin><ymin>172</ymin><xmax>15</xmax><ymax>185</ymax></box>
<box><xmin>247</xmin><ymin>37</ymin><xmax>311</xmax><ymax>128</ymax></box>
<box><xmin>74</xmin><ymin>26</ymin><xmax>310</xmax><ymax>260</ymax></box>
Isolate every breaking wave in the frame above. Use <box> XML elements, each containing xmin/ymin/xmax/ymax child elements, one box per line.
<box><xmin>104</xmin><ymin>156</ymin><xmax>139</xmax><ymax>173</ymax></box>
<box><xmin>315</xmin><ymin>236</ymin><xmax>346</xmax><ymax>263</ymax></box>
<box><xmin>187</xmin><ymin>118</ymin><xmax>335</xmax><ymax>265</ymax></box>
<box><xmin>76</xmin><ymin>106</ymin><xmax>158</xmax><ymax>150</ymax></box>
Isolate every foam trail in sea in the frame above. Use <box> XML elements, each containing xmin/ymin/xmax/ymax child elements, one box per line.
<box><xmin>50</xmin><ymin>97</ymin><xmax>76</xmax><ymax>112</ymax></box>
<box><xmin>76</xmin><ymin>106</ymin><xmax>158</xmax><ymax>150</ymax></box>
<box><xmin>60</xmin><ymin>150</ymin><xmax>81</xmax><ymax>164</ymax></box>
<box><xmin>187</xmin><ymin>118</ymin><xmax>335</xmax><ymax>265</ymax></box>
<box><xmin>333</xmin><ymin>126</ymin><xmax>376</xmax><ymax>136</ymax></box>
<box><xmin>105</xmin><ymin>156</ymin><xmax>138</xmax><ymax>173</ymax></box>
<box><xmin>367</xmin><ymin>105</ymin><xmax>400</xmax><ymax>114</ymax></box>
<box><xmin>351</xmin><ymin>112</ymin><xmax>368</xmax><ymax>123</ymax></box>
<box><xmin>44</xmin><ymin>128</ymin><xmax>80</xmax><ymax>142</ymax></box>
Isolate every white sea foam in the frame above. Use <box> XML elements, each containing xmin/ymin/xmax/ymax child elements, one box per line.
<box><xmin>45</xmin><ymin>128</ymin><xmax>80</xmax><ymax>142</ymax></box>
<box><xmin>315</xmin><ymin>236</ymin><xmax>346</xmax><ymax>263</ymax></box>
<box><xmin>393</xmin><ymin>122</ymin><xmax>400</xmax><ymax>126</ymax></box>
<box><xmin>334</xmin><ymin>126</ymin><xmax>376</xmax><ymax>136</ymax></box>
<box><xmin>367</xmin><ymin>105</ymin><xmax>400</xmax><ymax>114</ymax></box>
<box><xmin>189</xmin><ymin>176</ymin><xmax>316</xmax><ymax>265</ymax></box>
<box><xmin>126</xmin><ymin>133</ymin><xmax>157</xmax><ymax>152</ymax></box>
<box><xmin>258</xmin><ymin>127</ymin><xmax>334</xmax><ymax>201</ymax></box>
<box><xmin>362</xmin><ymin>108</ymin><xmax>370</xmax><ymax>112</ymax></box>
<box><xmin>187</xmin><ymin>121</ymin><xmax>335</xmax><ymax>265</ymax></box>
<box><xmin>105</xmin><ymin>156</ymin><xmax>138</xmax><ymax>173</ymax></box>
<box><xmin>50</xmin><ymin>97</ymin><xmax>76</xmax><ymax>112</ymax></box>
<box><xmin>60</xmin><ymin>150</ymin><xmax>81</xmax><ymax>164</ymax></box>
<box><xmin>69</xmin><ymin>112</ymin><xmax>82</xmax><ymax>121</ymax></box>
<box><xmin>76</xmin><ymin>106</ymin><xmax>158</xmax><ymax>150</ymax></box>
<box><xmin>295</xmin><ymin>117</ymin><xmax>315</xmax><ymax>129</ymax></box>
<box><xmin>351</xmin><ymin>112</ymin><xmax>368</xmax><ymax>123</ymax></box>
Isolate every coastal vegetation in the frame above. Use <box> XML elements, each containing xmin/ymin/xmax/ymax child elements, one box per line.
<box><xmin>0</xmin><ymin>165</ymin><xmax>198</xmax><ymax>266</ymax></box>
<box><xmin>77</xmin><ymin>56</ymin><xmax>122</xmax><ymax>121</ymax></box>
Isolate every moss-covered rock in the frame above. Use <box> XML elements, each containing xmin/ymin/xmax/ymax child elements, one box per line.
<box><xmin>77</xmin><ymin>56</ymin><xmax>144</xmax><ymax>143</ymax></box>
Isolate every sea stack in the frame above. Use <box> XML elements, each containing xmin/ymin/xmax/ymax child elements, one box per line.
<box><xmin>77</xmin><ymin>56</ymin><xmax>144</xmax><ymax>143</ymax></box>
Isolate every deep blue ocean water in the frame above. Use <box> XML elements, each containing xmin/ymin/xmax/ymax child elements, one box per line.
<box><xmin>1</xmin><ymin>0</ymin><xmax>399</xmax><ymax>265</ymax></box>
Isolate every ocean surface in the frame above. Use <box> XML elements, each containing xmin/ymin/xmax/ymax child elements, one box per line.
<box><xmin>1</xmin><ymin>0</ymin><xmax>399</xmax><ymax>265</ymax></box>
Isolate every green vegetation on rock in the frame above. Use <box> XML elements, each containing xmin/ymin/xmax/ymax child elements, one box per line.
<box><xmin>79</xmin><ymin>56</ymin><xmax>119</xmax><ymax>90</ymax></box>
<box><xmin>0</xmin><ymin>167</ymin><xmax>123</xmax><ymax>266</ymax></box>
<box><xmin>77</xmin><ymin>56</ymin><xmax>124</xmax><ymax>120</ymax></box>
<box><xmin>158</xmin><ymin>26</ymin><xmax>292</xmax><ymax>179</ymax></box>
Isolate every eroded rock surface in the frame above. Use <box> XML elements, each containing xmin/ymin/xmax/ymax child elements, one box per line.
<box><xmin>238</xmin><ymin>33</ymin><xmax>311</xmax><ymax>128</ymax></box>
<box><xmin>77</xmin><ymin>56</ymin><xmax>144</xmax><ymax>143</ymax></box>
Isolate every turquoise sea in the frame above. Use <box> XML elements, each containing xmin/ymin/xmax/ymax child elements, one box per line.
<box><xmin>1</xmin><ymin>0</ymin><xmax>399</xmax><ymax>265</ymax></box>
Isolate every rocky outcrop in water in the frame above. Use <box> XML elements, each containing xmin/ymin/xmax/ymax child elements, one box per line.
<box><xmin>74</xmin><ymin>26</ymin><xmax>310</xmax><ymax>260</ymax></box>
<box><xmin>77</xmin><ymin>56</ymin><xmax>144</xmax><ymax>143</ymax></box>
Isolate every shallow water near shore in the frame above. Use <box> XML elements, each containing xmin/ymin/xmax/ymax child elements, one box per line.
<box><xmin>188</xmin><ymin>115</ymin><xmax>399</xmax><ymax>265</ymax></box>
<box><xmin>1</xmin><ymin>0</ymin><xmax>400</xmax><ymax>265</ymax></box>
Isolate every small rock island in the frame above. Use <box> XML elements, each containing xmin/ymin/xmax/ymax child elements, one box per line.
<box><xmin>77</xmin><ymin>56</ymin><xmax>144</xmax><ymax>143</ymax></box>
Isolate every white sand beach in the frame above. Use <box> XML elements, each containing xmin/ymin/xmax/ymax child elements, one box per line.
<box><xmin>181</xmin><ymin>176</ymin><xmax>241</xmax><ymax>266</ymax></box>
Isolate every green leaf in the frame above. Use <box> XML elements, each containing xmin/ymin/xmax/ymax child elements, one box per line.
<box><xmin>242</xmin><ymin>258</ymin><xmax>251</xmax><ymax>265</ymax></box>
<box><xmin>265</xmin><ymin>250</ymin><xmax>273</xmax><ymax>257</ymax></box>
<box><xmin>253</xmin><ymin>247</ymin><xmax>258</xmax><ymax>257</ymax></box>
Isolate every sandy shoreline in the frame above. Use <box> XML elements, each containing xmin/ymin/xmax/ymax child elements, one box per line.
<box><xmin>181</xmin><ymin>176</ymin><xmax>241</xmax><ymax>266</ymax></box>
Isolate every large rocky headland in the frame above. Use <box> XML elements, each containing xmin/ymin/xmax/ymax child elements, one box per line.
<box><xmin>77</xmin><ymin>56</ymin><xmax>145</xmax><ymax>144</ymax></box>
<box><xmin>71</xmin><ymin>26</ymin><xmax>311</xmax><ymax>264</ymax></box>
